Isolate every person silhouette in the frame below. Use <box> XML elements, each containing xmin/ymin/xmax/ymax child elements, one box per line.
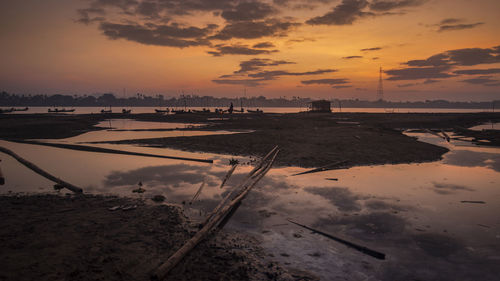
<box><xmin>229</xmin><ymin>102</ymin><xmax>234</xmax><ymax>114</ymax></box>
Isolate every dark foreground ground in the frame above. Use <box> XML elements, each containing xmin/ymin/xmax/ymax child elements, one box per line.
<box><xmin>0</xmin><ymin>194</ymin><xmax>311</xmax><ymax>281</ymax></box>
<box><xmin>1</xmin><ymin>112</ymin><xmax>499</xmax><ymax>168</ymax></box>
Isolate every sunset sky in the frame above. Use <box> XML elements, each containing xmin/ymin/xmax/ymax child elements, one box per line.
<box><xmin>1</xmin><ymin>0</ymin><xmax>499</xmax><ymax>101</ymax></box>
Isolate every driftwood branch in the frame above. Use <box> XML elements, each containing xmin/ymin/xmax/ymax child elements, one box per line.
<box><xmin>152</xmin><ymin>147</ymin><xmax>279</xmax><ymax>280</ymax></box>
<box><xmin>219</xmin><ymin>164</ymin><xmax>238</xmax><ymax>189</ymax></box>
<box><xmin>292</xmin><ymin>160</ymin><xmax>348</xmax><ymax>176</ymax></box>
<box><xmin>0</xmin><ymin>146</ymin><xmax>83</xmax><ymax>193</ymax></box>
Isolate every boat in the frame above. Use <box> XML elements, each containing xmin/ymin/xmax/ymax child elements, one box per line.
<box><xmin>101</xmin><ymin>106</ymin><xmax>112</xmax><ymax>113</ymax></box>
<box><xmin>247</xmin><ymin>109</ymin><xmax>263</xmax><ymax>113</ymax></box>
<box><xmin>155</xmin><ymin>108</ymin><xmax>170</xmax><ymax>113</ymax></box>
<box><xmin>12</xmin><ymin>107</ymin><xmax>29</xmax><ymax>112</ymax></box>
<box><xmin>48</xmin><ymin>108</ymin><xmax>75</xmax><ymax>113</ymax></box>
<box><xmin>172</xmin><ymin>109</ymin><xmax>192</xmax><ymax>114</ymax></box>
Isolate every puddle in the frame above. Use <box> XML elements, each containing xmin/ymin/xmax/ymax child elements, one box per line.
<box><xmin>1</xmin><ymin>126</ymin><xmax>499</xmax><ymax>280</ymax></box>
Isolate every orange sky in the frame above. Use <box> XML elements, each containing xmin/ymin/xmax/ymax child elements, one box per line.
<box><xmin>1</xmin><ymin>0</ymin><xmax>499</xmax><ymax>101</ymax></box>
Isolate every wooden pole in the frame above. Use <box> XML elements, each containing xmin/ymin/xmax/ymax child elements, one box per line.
<box><xmin>0</xmin><ymin>160</ymin><xmax>4</xmax><ymax>185</ymax></box>
<box><xmin>287</xmin><ymin>219</ymin><xmax>385</xmax><ymax>260</ymax></box>
<box><xmin>0</xmin><ymin>146</ymin><xmax>83</xmax><ymax>193</ymax></box>
<box><xmin>219</xmin><ymin>164</ymin><xmax>238</xmax><ymax>189</ymax></box>
<box><xmin>152</xmin><ymin>148</ymin><xmax>278</xmax><ymax>280</ymax></box>
<box><xmin>11</xmin><ymin>140</ymin><xmax>213</xmax><ymax>164</ymax></box>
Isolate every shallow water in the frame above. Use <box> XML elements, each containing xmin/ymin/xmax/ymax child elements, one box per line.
<box><xmin>1</xmin><ymin>120</ymin><xmax>499</xmax><ymax>280</ymax></box>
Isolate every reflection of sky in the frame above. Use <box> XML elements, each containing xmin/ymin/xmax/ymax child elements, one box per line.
<box><xmin>1</xmin><ymin>130</ymin><xmax>500</xmax><ymax>280</ymax></box>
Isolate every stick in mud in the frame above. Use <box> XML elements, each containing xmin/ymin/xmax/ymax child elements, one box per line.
<box><xmin>219</xmin><ymin>164</ymin><xmax>237</xmax><ymax>189</ymax></box>
<box><xmin>0</xmin><ymin>146</ymin><xmax>83</xmax><ymax>193</ymax></box>
<box><xmin>189</xmin><ymin>180</ymin><xmax>206</xmax><ymax>204</ymax></box>
<box><xmin>10</xmin><ymin>140</ymin><xmax>213</xmax><ymax>164</ymax></box>
<box><xmin>292</xmin><ymin>160</ymin><xmax>348</xmax><ymax>176</ymax></box>
<box><xmin>287</xmin><ymin>219</ymin><xmax>386</xmax><ymax>260</ymax></box>
<box><xmin>460</xmin><ymin>200</ymin><xmax>486</xmax><ymax>204</ymax></box>
<box><xmin>0</xmin><ymin>160</ymin><xmax>4</xmax><ymax>185</ymax></box>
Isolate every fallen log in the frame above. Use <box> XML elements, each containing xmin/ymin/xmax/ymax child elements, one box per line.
<box><xmin>292</xmin><ymin>160</ymin><xmax>348</xmax><ymax>176</ymax></box>
<box><xmin>0</xmin><ymin>146</ymin><xmax>83</xmax><ymax>193</ymax></box>
<box><xmin>10</xmin><ymin>140</ymin><xmax>213</xmax><ymax>164</ymax></box>
<box><xmin>152</xmin><ymin>147</ymin><xmax>279</xmax><ymax>280</ymax></box>
<box><xmin>287</xmin><ymin>219</ymin><xmax>385</xmax><ymax>260</ymax></box>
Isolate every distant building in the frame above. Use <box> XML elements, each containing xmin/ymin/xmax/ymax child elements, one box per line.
<box><xmin>309</xmin><ymin>100</ymin><xmax>331</xmax><ymax>112</ymax></box>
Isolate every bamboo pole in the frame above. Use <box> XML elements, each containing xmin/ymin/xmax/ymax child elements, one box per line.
<box><xmin>287</xmin><ymin>219</ymin><xmax>385</xmax><ymax>260</ymax></box>
<box><xmin>189</xmin><ymin>180</ymin><xmax>206</xmax><ymax>204</ymax></box>
<box><xmin>201</xmin><ymin>146</ymin><xmax>278</xmax><ymax>226</ymax></box>
<box><xmin>152</xmin><ymin>148</ymin><xmax>278</xmax><ymax>280</ymax></box>
<box><xmin>219</xmin><ymin>164</ymin><xmax>238</xmax><ymax>189</ymax></box>
<box><xmin>11</xmin><ymin>140</ymin><xmax>213</xmax><ymax>164</ymax></box>
<box><xmin>0</xmin><ymin>146</ymin><xmax>83</xmax><ymax>193</ymax></box>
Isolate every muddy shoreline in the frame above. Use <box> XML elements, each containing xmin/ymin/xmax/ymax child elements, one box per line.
<box><xmin>2</xmin><ymin>112</ymin><xmax>499</xmax><ymax>168</ymax></box>
<box><xmin>0</xmin><ymin>194</ymin><xmax>303</xmax><ymax>281</ymax></box>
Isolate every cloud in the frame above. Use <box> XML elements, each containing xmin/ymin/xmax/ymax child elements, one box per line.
<box><xmin>212</xmin><ymin>78</ymin><xmax>267</xmax><ymax>87</ymax></box>
<box><xmin>385</xmin><ymin>66</ymin><xmax>456</xmax><ymax>80</ymax></box>
<box><xmin>207</xmin><ymin>44</ymin><xmax>278</xmax><ymax>56</ymax></box>
<box><xmin>454</xmin><ymin>68</ymin><xmax>500</xmax><ymax>75</ymax></box>
<box><xmin>343</xmin><ymin>55</ymin><xmax>363</xmax><ymax>59</ymax></box>
<box><xmin>221</xmin><ymin>1</ymin><xmax>277</xmax><ymax>22</ymax></box>
<box><xmin>397</xmin><ymin>83</ymin><xmax>416</xmax><ymax>88</ymax></box>
<box><xmin>438</xmin><ymin>22</ymin><xmax>484</xmax><ymax>32</ymax></box>
<box><xmin>385</xmin><ymin>45</ymin><xmax>500</xmax><ymax>80</ymax></box>
<box><xmin>76</xmin><ymin>8</ymin><xmax>106</xmax><ymax>24</ymax></box>
<box><xmin>460</xmin><ymin>76</ymin><xmax>500</xmax><ymax>87</ymax></box>
<box><xmin>211</xmin><ymin>19</ymin><xmax>300</xmax><ymax>40</ymax></box>
<box><xmin>248</xmin><ymin>69</ymin><xmax>337</xmax><ymax>79</ymax></box>
<box><xmin>432</xmin><ymin>182</ymin><xmax>474</xmax><ymax>195</ymax></box>
<box><xmin>301</xmin><ymin>78</ymin><xmax>350</xmax><ymax>85</ymax></box>
<box><xmin>332</xmin><ymin>85</ymin><xmax>352</xmax><ymax>89</ymax></box>
<box><xmin>252</xmin><ymin>42</ymin><xmax>276</xmax><ymax>48</ymax></box>
<box><xmin>234</xmin><ymin>58</ymin><xmax>295</xmax><ymax>73</ymax></box>
<box><xmin>306</xmin><ymin>0</ymin><xmax>373</xmax><ymax>25</ymax></box>
<box><xmin>439</xmin><ymin>18</ymin><xmax>462</xmax><ymax>25</ymax></box>
<box><xmin>369</xmin><ymin>0</ymin><xmax>427</xmax><ymax>12</ymax></box>
<box><xmin>361</xmin><ymin>47</ymin><xmax>382</xmax><ymax>51</ymax></box>
<box><xmin>99</xmin><ymin>21</ymin><xmax>216</xmax><ymax>47</ymax></box>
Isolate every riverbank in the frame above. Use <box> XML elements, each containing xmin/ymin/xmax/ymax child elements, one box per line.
<box><xmin>0</xmin><ymin>194</ymin><xmax>303</xmax><ymax>281</ymax></box>
<box><xmin>2</xmin><ymin>112</ymin><xmax>499</xmax><ymax>167</ymax></box>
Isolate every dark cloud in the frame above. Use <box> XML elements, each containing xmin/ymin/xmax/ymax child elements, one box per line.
<box><xmin>385</xmin><ymin>66</ymin><xmax>455</xmax><ymax>80</ymax></box>
<box><xmin>248</xmin><ymin>69</ymin><xmax>336</xmax><ymax>79</ymax></box>
<box><xmin>301</xmin><ymin>78</ymin><xmax>349</xmax><ymax>85</ymax></box>
<box><xmin>423</xmin><ymin>79</ymin><xmax>439</xmax><ymax>84</ymax></box>
<box><xmin>76</xmin><ymin>8</ymin><xmax>106</xmax><ymax>24</ymax></box>
<box><xmin>286</xmin><ymin>37</ymin><xmax>316</xmax><ymax>44</ymax></box>
<box><xmin>386</xmin><ymin>45</ymin><xmax>500</xmax><ymax>80</ymax></box>
<box><xmin>211</xmin><ymin>19</ymin><xmax>300</xmax><ymax>40</ymax></box>
<box><xmin>454</xmin><ymin>68</ymin><xmax>500</xmax><ymax>75</ymax></box>
<box><xmin>252</xmin><ymin>42</ymin><xmax>276</xmax><ymax>48</ymax></box>
<box><xmin>207</xmin><ymin>44</ymin><xmax>278</xmax><ymax>56</ymax></box>
<box><xmin>397</xmin><ymin>83</ymin><xmax>416</xmax><ymax>88</ymax></box>
<box><xmin>306</xmin><ymin>0</ymin><xmax>373</xmax><ymax>25</ymax></box>
<box><xmin>99</xmin><ymin>21</ymin><xmax>216</xmax><ymax>47</ymax></box>
<box><xmin>369</xmin><ymin>0</ymin><xmax>427</xmax><ymax>12</ymax></box>
<box><xmin>212</xmin><ymin>78</ymin><xmax>267</xmax><ymax>87</ymax></box>
<box><xmin>460</xmin><ymin>76</ymin><xmax>500</xmax><ymax>87</ymax></box>
<box><xmin>221</xmin><ymin>1</ymin><xmax>277</xmax><ymax>22</ymax></box>
<box><xmin>361</xmin><ymin>47</ymin><xmax>382</xmax><ymax>51</ymax></box>
<box><xmin>439</xmin><ymin>18</ymin><xmax>462</xmax><ymax>25</ymax></box>
<box><xmin>438</xmin><ymin>22</ymin><xmax>484</xmax><ymax>32</ymax></box>
<box><xmin>234</xmin><ymin>58</ymin><xmax>295</xmax><ymax>73</ymax></box>
<box><xmin>343</xmin><ymin>55</ymin><xmax>363</xmax><ymax>59</ymax></box>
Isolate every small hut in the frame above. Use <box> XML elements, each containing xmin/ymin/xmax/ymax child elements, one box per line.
<box><xmin>309</xmin><ymin>100</ymin><xmax>331</xmax><ymax>112</ymax></box>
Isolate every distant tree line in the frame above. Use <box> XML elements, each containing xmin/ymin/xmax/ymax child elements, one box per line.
<box><xmin>0</xmin><ymin>91</ymin><xmax>497</xmax><ymax>109</ymax></box>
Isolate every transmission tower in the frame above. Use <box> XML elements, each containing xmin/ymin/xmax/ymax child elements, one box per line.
<box><xmin>377</xmin><ymin>66</ymin><xmax>384</xmax><ymax>101</ymax></box>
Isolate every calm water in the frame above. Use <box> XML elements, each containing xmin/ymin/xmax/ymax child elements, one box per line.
<box><xmin>1</xmin><ymin>106</ymin><xmax>495</xmax><ymax>114</ymax></box>
<box><xmin>0</xmin><ymin>119</ymin><xmax>499</xmax><ymax>280</ymax></box>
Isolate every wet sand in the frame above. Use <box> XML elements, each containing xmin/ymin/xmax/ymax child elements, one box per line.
<box><xmin>0</xmin><ymin>194</ymin><xmax>303</xmax><ymax>281</ymax></box>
